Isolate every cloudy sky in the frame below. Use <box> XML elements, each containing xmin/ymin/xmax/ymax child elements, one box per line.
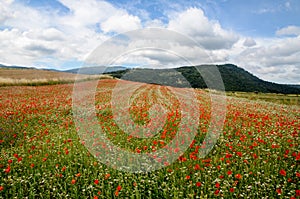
<box><xmin>0</xmin><ymin>0</ymin><xmax>300</xmax><ymax>84</ymax></box>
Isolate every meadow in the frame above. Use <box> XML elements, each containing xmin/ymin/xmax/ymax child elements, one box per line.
<box><xmin>0</xmin><ymin>79</ymin><xmax>299</xmax><ymax>198</ymax></box>
<box><xmin>0</xmin><ymin>68</ymin><xmax>112</xmax><ymax>86</ymax></box>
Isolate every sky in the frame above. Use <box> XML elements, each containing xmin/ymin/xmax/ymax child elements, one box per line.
<box><xmin>0</xmin><ymin>0</ymin><xmax>300</xmax><ymax>84</ymax></box>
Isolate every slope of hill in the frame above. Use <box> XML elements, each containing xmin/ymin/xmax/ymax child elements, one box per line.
<box><xmin>0</xmin><ymin>67</ymin><xmax>111</xmax><ymax>86</ymax></box>
<box><xmin>64</xmin><ymin>66</ymin><xmax>127</xmax><ymax>74</ymax></box>
<box><xmin>106</xmin><ymin>64</ymin><xmax>300</xmax><ymax>94</ymax></box>
<box><xmin>1</xmin><ymin>63</ymin><xmax>299</xmax><ymax>94</ymax></box>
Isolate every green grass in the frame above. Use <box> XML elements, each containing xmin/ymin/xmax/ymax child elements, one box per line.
<box><xmin>226</xmin><ymin>91</ymin><xmax>300</xmax><ymax>106</ymax></box>
<box><xmin>0</xmin><ymin>80</ymin><xmax>299</xmax><ymax>198</ymax></box>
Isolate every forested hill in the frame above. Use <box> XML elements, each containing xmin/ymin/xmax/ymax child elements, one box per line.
<box><xmin>106</xmin><ymin>64</ymin><xmax>300</xmax><ymax>94</ymax></box>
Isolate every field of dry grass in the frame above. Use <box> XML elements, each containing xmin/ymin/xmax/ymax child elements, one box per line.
<box><xmin>0</xmin><ymin>68</ymin><xmax>112</xmax><ymax>86</ymax></box>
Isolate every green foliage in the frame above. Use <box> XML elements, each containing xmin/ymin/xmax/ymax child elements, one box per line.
<box><xmin>106</xmin><ymin>64</ymin><xmax>300</xmax><ymax>94</ymax></box>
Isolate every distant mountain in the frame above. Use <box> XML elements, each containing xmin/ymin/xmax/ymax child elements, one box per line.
<box><xmin>64</xmin><ymin>66</ymin><xmax>127</xmax><ymax>74</ymax></box>
<box><xmin>0</xmin><ymin>64</ymin><xmax>35</xmax><ymax>70</ymax></box>
<box><xmin>106</xmin><ymin>64</ymin><xmax>300</xmax><ymax>94</ymax></box>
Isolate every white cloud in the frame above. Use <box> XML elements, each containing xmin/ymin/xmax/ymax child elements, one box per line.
<box><xmin>101</xmin><ymin>14</ymin><xmax>142</xmax><ymax>33</ymax></box>
<box><xmin>168</xmin><ymin>8</ymin><xmax>239</xmax><ymax>50</ymax></box>
<box><xmin>144</xmin><ymin>19</ymin><xmax>166</xmax><ymax>28</ymax></box>
<box><xmin>0</xmin><ymin>0</ymin><xmax>141</xmax><ymax>69</ymax></box>
<box><xmin>57</xmin><ymin>0</ymin><xmax>116</xmax><ymax>28</ymax></box>
<box><xmin>0</xmin><ymin>2</ymin><xmax>299</xmax><ymax>84</ymax></box>
<box><xmin>233</xmin><ymin>35</ymin><xmax>300</xmax><ymax>84</ymax></box>
<box><xmin>0</xmin><ymin>0</ymin><xmax>14</xmax><ymax>24</ymax></box>
<box><xmin>276</xmin><ymin>25</ymin><xmax>300</xmax><ymax>36</ymax></box>
<box><xmin>243</xmin><ymin>38</ymin><xmax>256</xmax><ymax>47</ymax></box>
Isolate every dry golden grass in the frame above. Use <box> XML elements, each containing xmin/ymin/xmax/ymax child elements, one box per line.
<box><xmin>0</xmin><ymin>68</ymin><xmax>112</xmax><ymax>86</ymax></box>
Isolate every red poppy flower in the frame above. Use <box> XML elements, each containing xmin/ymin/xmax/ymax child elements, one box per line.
<box><xmin>235</xmin><ymin>174</ymin><xmax>242</xmax><ymax>179</ymax></box>
<box><xmin>194</xmin><ymin>164</ymin><xmax>200</xmax><ymax>170</ymax></box>
<box><xmin>71</xmin><ymin>179</ymin><xmax>76</xmax><ymax>184</ymax></box>
<box><xmin>214</xmin><ymin>189</ymin><xmax>220</xmax><ymax>195</ymax></box>
<box><xmin>94</xmin><ymin>179</ymin><xmax>99</xmax><ymax>185</ymax></box>
<box><xmin>105</xmin><ymin>173</ymin><xmax>110</xmax><ymax>179</ymax></box>
<box><xmin>115</xmin><ymin>190</ymin><xmax>119</xmax><ymax>197</ymax></box>
<box><xmin>5</xmin><ymin>166</ymin><xmax>10</xmax><ymax>173</ymax></box>
<box><xmin>196</xmin><ymin>182</ymin><xmax>201</xmax><ymax>187</ymax></box>
<box><xmin>276</xmin><ymin>189</ymin><xmax>282</xmax><ymax>195</ymax></box>
<box><xmin>279</xmin><ymin>169</ymin><xmax>286</xmax><ymax>176</ymax></box>
<box><xmin>117</xmin><ymin>185</ymin><xmax>122</xmax><ymax>191</ymax></box>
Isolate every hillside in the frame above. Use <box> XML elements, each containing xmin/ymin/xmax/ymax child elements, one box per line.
<box><xmin>64</xmin><ymin>66</ymin><xmax>127</xmax><ymax>74</ymax></box>
<box><xmin>0</xmin><ymin>67</ymin><xmax>111</xmax><ymax>86</ymax></box>
<box><xmin>1</xmin><ymin>64</ymin><xmax>299</xmax><ymax>93</ymax></box>
<box><xmin>106</xmin><ymin>64</ymin><xmax>300</xmax><ymax>94</ymax></box>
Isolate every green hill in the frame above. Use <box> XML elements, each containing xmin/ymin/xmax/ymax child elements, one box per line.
<box><xmin>106</xmin><ymin>64</ymin><xmax>300</xmax><ymax>94</ymax></box>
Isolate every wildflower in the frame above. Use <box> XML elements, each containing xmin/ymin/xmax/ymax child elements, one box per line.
<box><xmin>214</xmin><ymin>189</ymin><xmax>220</xmax><ymax>195</ymax></box>
<box><xmin>279</xmin><ymin>169</ymin><xmax>286</xmax><ymax>176</ymax></box>
<box><xmin>117</xmin><ymin>185</ymin><xmax>122</xmax><ymax>191</ymax></box>
<box><xmin>276</xmin><ymin>189</ymin><xmax>282</xmax><ymax>195</ymax></box>
<box><xmin>235</xmin><ymin>174</ymin><xmax>242</xmax><ymax>179</ymax></box>
<box><xmin>94</xmin><ymin>179</ymin><xmax>99</xmax><ymax>185</ymax></box>
<box><xmin>5</xmin><ymin>166</ymin><xmax>10</xmax><ymax>173</ymax></box>
<box><xmin>105</xmin><ymin>173</ymin><xmax>110</xmax><ymax>179</ymax></box>
<box><xmin>196</xmin><ymin>182</ymin><xmax>201</xmax><ymax>187</ymax></box>
<box><xmin>71</xmin><ymin>179</ymin><xmax>76</xmax><ymax>185</ymax></box>
<box><xmin>194</xmin><ymin>164</ymin><xmax>200</xmax><ymax>170</ymax></box>
<box><xmin>115</xmin><ymin>190</ymin><xmax>119</xmax><ymax>197</ymax></box>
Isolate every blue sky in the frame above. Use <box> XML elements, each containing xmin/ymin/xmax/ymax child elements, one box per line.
<box><xmin>0</xmin><ymin>0</ymin><xmax>300</xmax><ymax>84</ymax></box>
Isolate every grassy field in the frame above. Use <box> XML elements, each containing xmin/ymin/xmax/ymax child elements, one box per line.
<box><xmin>226</xmin><ymin>91</ymin><xmax>300</xmax><ymax>106</ymax></box>
<box><xmin>0</xmin><ymin>68</ymin><xmax>112</xmax><ymax>86</ymax></box>
<box><xmin>0</xmin><ymin>79</ymin><xmax>299</xmax><ymax>198</ymax></box>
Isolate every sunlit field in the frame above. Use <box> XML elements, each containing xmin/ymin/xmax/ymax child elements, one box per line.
<box><xmin>0</xmin><ymin>68</ymin><xmax>112</xmax><ymax>86</ymax></box>
<box><xmin>0</xmin><ymin>79</ymin><xmax>299</xmax><ymax>198</ymax></box>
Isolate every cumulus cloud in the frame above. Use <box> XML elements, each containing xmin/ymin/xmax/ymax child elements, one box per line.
<box><xmin>276</xmin><ymin>25</ymin><xmax>300</xmax><ymax>36</ymax></box>
<box><xmin>0</xmin><ymin>1</ymin><xmax>299</xmax><ymax>83</ymax></box>
<box><xmin>0</xmin><ymin>0</ymin><xmax>142</xmax><ymax>68</ymax></box>
<box><xmin>234</xmin><ymin>35</ymin><xmax>300</xmax><ymax>84</ymax></box>
<box><xmin>243</xmin><ymin>38</ymin><xmax>256</xmax><ymax>47</ymax></box>
<box><xmin>168</xmin><ymin>8</ymin><xmax>239</xmax><ymax>50</ymax></box>
<box><xmin>101</xmin><ymin>14</ymin><xmax>142</xmax><ymax>33</ymax></box>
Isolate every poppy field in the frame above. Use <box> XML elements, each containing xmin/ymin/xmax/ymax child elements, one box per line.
<box><xmin>0</xmin><ymin>79</ymin><xmax>299</xmax><ymax>198</ymax></box>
